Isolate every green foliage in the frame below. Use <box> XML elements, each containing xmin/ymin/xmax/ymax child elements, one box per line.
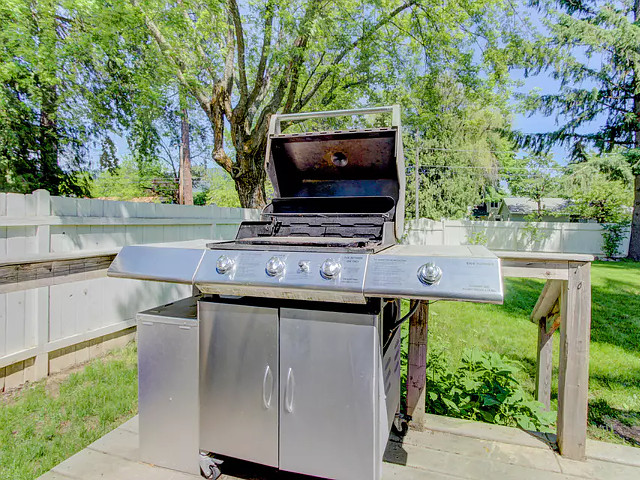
<box><xmin>517</xmin><ymin>0</ymin><xmax>640</xmax><ymax>258</ymax></box>
<box><xmin>569</xmin><ymin>175</ymin><xmax>632</xmax><ymax>224</ymax></box>
<box><xmin>398</xmin><ymin>73</ymin><xmax>515</xmax><ymax>220</ymax></box>
<box><xmin>564</xmin><ymin>154</ymin><xmax>634</xmax><ymax>224</ymax></box>
<box><xmin>425</xmin><ymin>348</ymin><xmax>555</xmax><ymax>431</ymax></box>
<box><xmin>205</xmin><ymin>169</ymin><xmax>241</xmax><ymax>208</ymax></box>
<box><xmin>0</xmin><ymin>343</ymin><xmax>138</xmax><ymax>480</ymax></box>
<box><xmin>193</xmin><ymin>190</ymin><xmax>208</xmax><ymax>206</ymax></box>
<box><xmin>504</xmin><ymin>153</ymin><xmax>563</xmax><ymax>219</ymax></box>
<box><xmin>91</xmin><ymin>157</ymin><xmax>175</xmax><ymax>202</ymax></box>
<box><xmin>601</xmin><ymin>221</ymin><xmax>631</xmax><ymax>259</ymax></box>
<box><xmin>521</xmin><ymin>217</ymin><xmax>551</xmax><ymax>245</ymax></box>
<box><xmin>467</xmin><ymin>231</ymin><xmax>488</xmax><ymax>246</ymax></box>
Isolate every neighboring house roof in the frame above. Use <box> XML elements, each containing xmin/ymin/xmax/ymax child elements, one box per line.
<box><xmin>502</xmin><ymin>197</ymin><xmax>572</xmax><ymax>215</ymax></box>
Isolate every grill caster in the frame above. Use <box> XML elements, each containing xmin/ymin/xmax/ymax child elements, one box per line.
<box><xmin>392</xmin><ymin>413</ymin><xmax>409</xmax><ymax>437</ymax></box>
<box><xmin>200</xmin><ymin>452</ymin><xmax>222</xmax><ymax>479</ymax></box>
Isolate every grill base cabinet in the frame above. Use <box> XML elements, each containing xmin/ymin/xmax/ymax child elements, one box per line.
<box><xmin>199</xmin><ymin>298</ymin><xmax>400</xmax><ymax>480</ymax></box>
<box><xmin>137</xmin><ymin>296</ymin><xmax>400</xmax><ymax>480</ymax></box>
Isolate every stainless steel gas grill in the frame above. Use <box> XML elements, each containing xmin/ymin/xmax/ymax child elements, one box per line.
<box><xmin>108</xmin><ymin>106</ymin><xmax>504</xmax><ymax>480</ymax></box>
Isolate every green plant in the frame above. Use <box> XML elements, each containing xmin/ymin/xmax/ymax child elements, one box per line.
<box><xmin>425</xmin><ymin>348</ymin><xmax>555</xmax><ymax>431</ymax></box>
<box><xmin>467</xmin><ymin>231</ymin><xmax>488</xmax><ymax>246</ymax></box>
<box><xmin>521</xmin><ymin>217</ymin><xmax>551</xmax><ymax>245</ymax></box>
<box><xmin>601</xmin><ymin>221</ymin><xmax>631</xmax><ymax>258</ymax></box>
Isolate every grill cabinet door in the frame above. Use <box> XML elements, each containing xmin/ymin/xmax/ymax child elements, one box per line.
<box><xmin>279</xmin><ymin>308</ymin><xmax>379</xmax><ymax>480</ymax></box>
<box><xmin>199</xmin><ymin>302</ymin><xmax>279</xmax><ymax>467</ymax></box>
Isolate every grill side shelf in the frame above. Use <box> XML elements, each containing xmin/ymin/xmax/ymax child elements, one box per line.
<box><xmin>364</xmin><ymin>251</ymin><xmax>504</xmax><ymax>304</ymax></box>
<box><xmin>107</xmin><ymin>245</ymin><xmax>206</xmax><ymax>284</ymax></box>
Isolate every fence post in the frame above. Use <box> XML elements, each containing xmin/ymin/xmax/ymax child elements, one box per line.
<box><xmin>32</xmin><ymin>189</ymin><xmax>51</xmax><ymax>381</ymax></box>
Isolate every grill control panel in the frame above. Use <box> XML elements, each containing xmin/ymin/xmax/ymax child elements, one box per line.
<box><xmin>109</xmin><ymin>244</ymin><xmax>503</xmax><ymax>305</ymax></box>
<box><xmin>194</xmin><ymin>250</ymin><xmax>369</xmax><ymax>303</ymax></box>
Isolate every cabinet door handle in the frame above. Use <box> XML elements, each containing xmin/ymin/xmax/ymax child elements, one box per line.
<box><xmin>262</xmin><ymin>365</ymin><xmax>273</xmax><ymax>409</ymax></box>
<box><xmin>285</xmin><ymin>368</ymin><xmax>295</xmax><ymax>413</ymax></box>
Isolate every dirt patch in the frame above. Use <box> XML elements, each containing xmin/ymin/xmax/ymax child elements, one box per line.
<box><xmin>603</xmin><ymin>417</ymin><xmax>640</xmax><ymax>446</ymax></box>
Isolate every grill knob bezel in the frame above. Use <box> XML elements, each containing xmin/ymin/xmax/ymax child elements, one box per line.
<box><xmin>216</xmin><ymin>255</ymin><xmax>234</xmax><ymax>274</ymax></box>
<box><xmin>265</xmin><ymin>256</ymin><xmax>286</xmax><ymax>277</ymax></box>
<box><xmin>320</xmin><ymin>258</ymin><xmax>342</xmax><ymax>280</ymax></box>
<box><xmin>417</xmin><ymin>262</ymin><xmax>442</xmax><ymax>285</ymax></box>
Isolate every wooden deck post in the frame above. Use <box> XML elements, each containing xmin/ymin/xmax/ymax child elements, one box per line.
<box><xmin>535</xmin><ymin>318</ymin><xmax>553</xmax><ymax>410</ymax></box>
<box><xmin>406</xmin><ymin>300</ymin><xmax>429</xmax><ymax>431</ymax></box>
<box><xmin>531</xmin><ymin>279</ymin><xmax>562</xmax><ymax>410</ymax></box>
<box><xmin>557</xmin><ymin>262</ymin><xmax>591</xmax><ymax>460</ymax></box>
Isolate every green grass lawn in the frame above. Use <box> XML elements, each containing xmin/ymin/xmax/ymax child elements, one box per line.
<box><xmin>0</xmin><ymin>343</ymin><xmax>138</xmax><ymax>480</ymax></box>
<box><xmin>402</xmin><ymin>260</ymin><xmax>640</xmax><ymax>446</ymax></box>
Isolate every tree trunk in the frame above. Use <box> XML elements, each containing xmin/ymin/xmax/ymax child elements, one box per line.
<box><xmin>179</xmin><ymin>107</ymin><xmax>193</xmax><ymax>205</ymax></box>
<box><xmin>234</xmin><ymin>157</ymin><xmax>267</xmax><ymax>208</ymax></box>
<box><xmin>629</xmin><ymin>0</ymin><xmax>640</xmax><ymax>261</ymax></box>
<box><xmin>39</xmin><ymin>83</ymin><xmax>59</xmax><ymax>192</ymax></box>
<box><xmin>629</xmin><ymin>174</ymin><xmax>640</xmax><ymax>260</ymax></box>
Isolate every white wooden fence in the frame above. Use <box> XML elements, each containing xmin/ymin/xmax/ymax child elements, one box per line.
<box><xmin>404</xmin><ymin>218</ymin><xmax>630</xmax><ymax>257</ymax></box>
<box><xmin>2</xmin><ymin>192</ymin><xmax>628</xmax><ymax>391</ymax></box>
<box><xmin>0</xmin><ymin>190</ymin><xmax>258</xmax><ymax>390</ymax></box>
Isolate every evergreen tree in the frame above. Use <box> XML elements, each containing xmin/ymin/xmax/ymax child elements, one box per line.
<box><xmin>519</xmin><ymin>0</ymin><xmax>640</xmax><ymax>259</ymax></box>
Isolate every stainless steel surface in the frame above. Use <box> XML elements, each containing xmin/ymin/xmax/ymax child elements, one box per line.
<box><xmin>194</xmin><ymin>249</ymin><xmax>369</xmax><ymax>303</ymax></box>
<box><xmin>108</xmin><ymin>245</ymin><xmax>204</xmax><ymax>283</ymax></box>
<box><xmin>268</xmin><ymin>105</ymin><xmax>400</xmax><ymax>124</ymax></box>
<box><xmin>279</xmin><ymin>307</ymin><xmax>383</xmax><ymax>480</ymax></box>
<box><xmin>115</xmin><ymin>105</ymin><xmax>508</xmax><ymax>480</ymax></box>
<box><xmin>199</xmin><ymin>302</ymin><xmax>279</xmax><ymax>467</ymax></box>
<box><xmin>383</xmin><ymin>327</ymin><xmax>402</xmax><ymax>432</ymax></box>
<box><xmin>364</xmin><ymin>252</ymin><xmax>503</xmax><ymax>303</ymax></box>
<box><xmin>108</xmin><ymin>244</ymin><xmax>504</xmax><ymax>304</ymax></box>
<box><xmin>136</xmin><ymin>298</ymin><xmax>199</xmax><ymax>475</ymax></box>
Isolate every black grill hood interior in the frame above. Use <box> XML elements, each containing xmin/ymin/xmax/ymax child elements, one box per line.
<box><xmin>266</xmin><ymin>128</ymin><xmax>400</xmax><ymax>204</ymax></box>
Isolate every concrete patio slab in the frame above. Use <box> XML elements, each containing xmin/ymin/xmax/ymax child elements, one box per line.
<box><xmin>37</xmin><ymin>414</ymin><xmax>640</xmax><ymax>480</ymax></box>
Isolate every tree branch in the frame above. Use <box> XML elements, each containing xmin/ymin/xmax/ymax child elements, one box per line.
<box><xmin>296</xmin><ymin>0</ymin><xmax>417</xmax><ymax>110</ymax></box>
<box><xmin>244</xmin><ymin>0</ymin><xmax>275</xmax><ymax>118</ymax></box>
<box><xmin>130</xmin><ymin>0</ymin><xmax>212</xmax><ymax>119</ymax></box>
<box><xmin>228</xmin><ymin>0</ymin><xmax>248</xmax><ymax>101</ymax></box>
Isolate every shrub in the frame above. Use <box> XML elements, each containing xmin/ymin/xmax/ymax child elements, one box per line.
<box><xmin>601</xmin><ymin>221</ymin><xmax>631</xmax><ymax>258</ymax></box>
<box><xmin>425</xmin><ymin>348</ymin><xmax>555</xmax><ymax>431</ymax></box>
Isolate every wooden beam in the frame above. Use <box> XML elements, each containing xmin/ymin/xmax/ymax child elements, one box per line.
<box><xmin>531</xmin><ymin>280</ymin><xmax>563</xmax><ymax>323</ymax></box>
<box><xmin>406</xmin><ymin>300</ymin><xmax>429</xmax><ymax>431</ymax></box>
<box><xmin>0</xmin><ymin>255</ymin><xmax>116</xmax><ymax>293</ymax></box>
<box><xmin>535</xmin><ymin>318</ymin><xmax>554</xmax><ymax>410</ymax></box>
<box><xmin>501</xmin><ymin>260</ymin><xmax>568</xmax><ymax>280</ymax></box>
<box><xmin>557</xmin><ymin>262</ymin><xmax>591</xmax><ymax>460</ymax></box>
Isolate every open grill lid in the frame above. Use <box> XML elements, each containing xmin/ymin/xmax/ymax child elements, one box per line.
<box><xmin>264</xmin><ymin>106</ymin><xmax>406</xmax><ymax>239</ymax></box>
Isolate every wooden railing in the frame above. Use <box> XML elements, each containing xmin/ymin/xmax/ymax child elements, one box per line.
<box><xmin>405</xmin><ymin>251</ymin><xmax>594</xmax><ymax>460</ymax></box>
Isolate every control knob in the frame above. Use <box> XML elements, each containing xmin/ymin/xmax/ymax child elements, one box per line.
<box><xmin>417</xmin><ymin>262</ymin><xmax>442</xmax><ymax>285</ymax></box>
<box><xmin>320</xmin><ymin>259</ymin><xmax>341</xmax><ymax>279</ymax></box>
<box><xmin>266</xmin><ymin>256</ymin><xmax>286</xmax><ymax>277</ymax></box>
<box><xmin>216</xmin><ymin>255</ymin><xmax>234</xmax><ymax>274</ymax></box>
<box><xmin>298</xmin><ymin>260</ymin><xmax>310</xmax><ymax>273</ymax></box>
